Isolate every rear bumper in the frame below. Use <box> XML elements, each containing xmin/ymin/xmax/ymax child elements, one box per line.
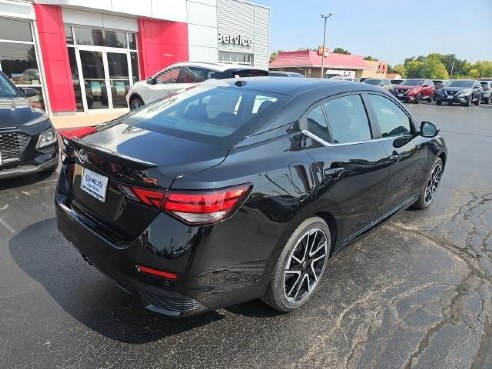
<box><xmin>0</xmin><ymin>151</ymin><xmax>58</xmax><ymax>179</ymax></box>
<box><xmin>55</xmin><ymin>197</ymin><xmax>208</xmax><ymax>317</ymax></box>
<box><xmin>55</xmin><ymin>183</ymin><xmax>272</xmax><ymax>316</ymax></box>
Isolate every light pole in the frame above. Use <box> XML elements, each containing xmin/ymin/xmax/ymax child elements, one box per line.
<box><xmin>320</xmin><ymin>12</ymin><xmax>334</xmax><ymax>79</ymax></box>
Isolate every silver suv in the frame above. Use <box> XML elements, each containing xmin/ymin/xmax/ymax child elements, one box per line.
<box><xmin>126</xmin><ymin>62</ymin><xmax>268</xmax><ymax>109</ymax></box>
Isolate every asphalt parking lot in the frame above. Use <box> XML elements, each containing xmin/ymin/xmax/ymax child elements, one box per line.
<box><xmin>1</xmin><ymin>103</ymin><xmax>491</xmax><ymax>369</ymax></box>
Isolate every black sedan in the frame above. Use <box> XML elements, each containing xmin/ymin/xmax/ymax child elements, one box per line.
<box><xmin>0</xmin><ymin>71</ymin><xmax>58</xmax><ymax>179</ymax></box>
<box><xmin>56</xmin><ymin>78</ymin><xmax>447</xmax><ymax>317</ymax></box>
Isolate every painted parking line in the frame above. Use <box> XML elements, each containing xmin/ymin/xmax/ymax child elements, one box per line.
<box><xmin>0</xmin><ymin>217</ymin><xmax>15</xmax><ymax>234</ymax></box>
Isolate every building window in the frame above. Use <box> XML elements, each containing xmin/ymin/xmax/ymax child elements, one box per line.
<box><xmin>0</xmin><ymin>18</ymin><xmax>46</xmax><ymax>110</ymax></box>
<box><xmin>72</xmin><ymin>27</ymin><xmax>137</xmax><ymax>49</ymax></box>
<box><xmin>65</xmin><ymin>25</ymin><xmax>139</xmax><ymax>112</ymax></box>
<box><xmin>219</xmin><ymin>51</ymin><xmax>253</xmax><ymax>66</ymax></box>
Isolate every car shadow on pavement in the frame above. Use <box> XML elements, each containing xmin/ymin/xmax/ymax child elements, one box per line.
<box><xmin>8</xmin><ymin>217</ymin><xmax>227</xmax><ymax>344</ymax></box>
<box><xmin>0</xmin><ymin>171</ymin><xmax>56</xmax><ymax>191</ymax></box>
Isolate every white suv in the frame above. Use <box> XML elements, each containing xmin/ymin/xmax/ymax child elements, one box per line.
<box><xmin>126</xmin><ymin>62</ymin><xmax>268</xmax><ymax>109</ymax></box>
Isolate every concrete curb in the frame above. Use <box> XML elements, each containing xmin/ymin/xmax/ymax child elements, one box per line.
<box><xmin>50</xmin><ymin>111</ymin><xmax>127</xmax><ymax>130</ymax></box>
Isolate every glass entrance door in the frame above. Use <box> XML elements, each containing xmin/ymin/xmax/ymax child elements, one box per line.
<box><xmin>76</xmin><ymin>47</ymin><xmax>132</xmax><ymax>111</ymax></box>
<box><xmin>78</xmin><ymin>49</ymin><xmax>107</xmax><ymax>110</ymax></box>
<box><xmin>106</xmin><ymin>51</ymin><xmax>131</xmax><ymax>108</ymax></box>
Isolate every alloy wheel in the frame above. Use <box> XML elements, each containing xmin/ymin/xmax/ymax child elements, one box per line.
<box><xmin>284</xmin><ymin>228</ymin><xmax>328</xmax><ymax>303</ymax></box>
<box><xmin>424</xmin><ymin>162</ymin><xmax>443</xmax><ymax>205</ymax></box>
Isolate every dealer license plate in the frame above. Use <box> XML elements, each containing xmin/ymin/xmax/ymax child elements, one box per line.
<box><xmin>80</xmin><ymin>168</ymin><xmax>108</xmax><ymax>202</ymax></box>
<box><xmin>398</xmin><ymin>93</ymin><xmax>404</xmax><ymax>97</ymax></box>
<box><xmin>447</xmin><ymin>96</ymin><xmax>453</xmax><ymax>99</ymax></box>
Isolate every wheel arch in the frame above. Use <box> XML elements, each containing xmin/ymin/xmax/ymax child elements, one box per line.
<box><xmin>128</xmin><ymin>92</ymin><xmax>144</xmax><ymax>105</ymax></box>
<box><xmin>315</xmin><ymin>211</ymin><xmax>338</xmax><ymax>250</ymax></box>
<box><xmin>263</xmin><ymin>198</ymin><xmax>342</xmax><ymax>278</ymax></box>
<box><xmin>438</xmin><ymin>151</ymin><xmax>446</xmax><ymax>168</ymax></box>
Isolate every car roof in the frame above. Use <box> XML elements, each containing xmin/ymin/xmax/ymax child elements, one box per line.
<box><xmin>160</xmin><ymin>61</ymin><xmax>264</xmax><ymax>73</ymax></box>
<box><xmin>199</xmin><ymin>76</ymin><xmax>383</xmax><ymax>96</ymax></box>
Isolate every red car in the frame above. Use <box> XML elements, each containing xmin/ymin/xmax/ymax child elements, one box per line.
<box><xmin>392</xmin><ymin>78</ymin><xmax>435</xmax><ymax>103</ymax></box>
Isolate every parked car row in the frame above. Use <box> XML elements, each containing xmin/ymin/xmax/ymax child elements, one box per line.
<box><xmin>362</xmin><ymin>77</ymin><xmax>490</xmax><ymax>106</ymax></box>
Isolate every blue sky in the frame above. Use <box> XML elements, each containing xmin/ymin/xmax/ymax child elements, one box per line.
<box><xmin>259</xmin><ymin>0</ymin><xmax>492</xmax><ymax>65</ymax></box>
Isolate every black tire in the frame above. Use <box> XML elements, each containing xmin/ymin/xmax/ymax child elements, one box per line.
<box><xmin>262</xmin><ymin>217</ymin><xmax>332</xmax><ymax>312</ymax></box>
<box><xmin>486</xmin><ymin>98</ymin><xmax>490</xmax><ymax>104</ymax></box>
<box><xmin>436</xmin><ymin>100</ymin><xmax>442</xmax><ymax>106</ymax></box>
<box><xmin>129</xmin><ymin>96</ymin><xmax>144</xmax><ymax>110</ymax></box>
<box><xmin>464</xmin><ymin>96</ymin><xmax>471</xmax><ymax>107</ymax></box>
<box><xmin>412</xmin><ymin>158</ymin><xmax>443</xmax><ymax>210</ymax></box>
<box><xmin>415</xmin><ymin>93</ymin><xmax>421</xmax><ymax>104</ymax></box>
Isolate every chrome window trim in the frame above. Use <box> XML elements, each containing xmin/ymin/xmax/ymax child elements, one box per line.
<box><xmin>302</xmin><ymin>129</ymin><xmax>407</xmax><ymax>147</ymax></box>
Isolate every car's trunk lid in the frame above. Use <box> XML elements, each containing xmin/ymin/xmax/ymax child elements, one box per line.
<box><xmin>63</xmin><ymin>123</ymin><xmax>229</xmax><ymax>239</ymax></box>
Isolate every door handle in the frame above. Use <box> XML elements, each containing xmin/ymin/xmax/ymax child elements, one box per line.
<box><xmin>389</xmin><ymin>154</ymin><xmax>401</xmax><ymax>163</ymax></box>
<box><xmin>324</xmin><ymin>167</ymin><xmax>345</xmax><ymax>178</ymax></box>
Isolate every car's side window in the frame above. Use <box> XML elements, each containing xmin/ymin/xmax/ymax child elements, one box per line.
<box><xmin>178</xmin><ymin>67</ymin><xmax>208</xmax><ymax>83</ymax></box>
<box><xmin>323</xmin><ymin>95</ymin><xmax>372</xmax><ymax>144</ymax></box>
<box><xmin>367</xmin><ymin>94</ymin><xmax>412</xmax><ymax>137</ymax></box>
<box><xmin>155</xmin><ymin>67</ymin><xmax>181</xmax><ymax>84</ymax></box>
<box><xmin>306</xmin><ymin>105</ymin><xmax>330</xmax><ymax>142</ymax></box>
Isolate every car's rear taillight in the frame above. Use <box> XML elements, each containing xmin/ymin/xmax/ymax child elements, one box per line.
<box><xmin>59</xmin><ymin>126</ymin><xmax>97</xmax><ymax>140</ymax></box>
<box><xmin>120</xmin><ymin>184</ymin><xmax>252</xmax><ymax>225</ymax></box>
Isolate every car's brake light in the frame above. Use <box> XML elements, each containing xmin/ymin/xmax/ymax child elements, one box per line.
<box><xmin>162</xmin><ymin>184</ymin><xmax>251</xmax><ymax>225</ymax></box>
<box><xmin>119</xmin><ymin>184</ymin><xmax>252</xmax><ymax>225</ymax></box>
<box><xmin>125</xmin><ymin>186</ymin><xmax>165</xmax><ymax>208</ymax></box>
<box><xmin>59</xmin><ymin>126</ymin><xmax>97</xmax><ymax>140</ymax></box>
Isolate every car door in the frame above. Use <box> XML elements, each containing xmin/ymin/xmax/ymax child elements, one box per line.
<box><xmin>364</xmin><ymin>93</ymin><xmax>429</xmax><ymax>216</ymax></box>
<box><xmin>423</xmin><ymin>79</ymin><xmax>434</xmax><ymax>99</ymax></box>
<box><xmin>302</xmin><ymin>93</ymin><xmax>390</xmax><ymax>244</ymax></box>
<box><xmin>473</xmin><ymin>81</ymin><xmax>482</xmax><ymax>101</ymax></box>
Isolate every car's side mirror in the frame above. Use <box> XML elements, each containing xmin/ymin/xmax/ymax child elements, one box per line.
<box><xmin>420</xmin><ymin>121</ymin><xmax>439</xmax><ymax>138</ymax></box>
<box><xmin>146</xmin><ymin>77</ymin><xmax>155</xmax><ymax>85</ymax></box>
<box><xmin>21</xmin><ymin>87</ymin><xmax>38</xmax><ymax>97</ymax></box>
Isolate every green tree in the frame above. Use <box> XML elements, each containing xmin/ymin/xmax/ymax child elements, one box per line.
<box><xmin>421</xmin><ymin>56</ymin><xmax>449</xmax><ymax>79</ymax></box>
<box><xmin>472</xmin><ymin>61</ymin><xmax>492</xmax><ymax>77</ymax></box>
<box><xmin>363</xmin><ymin>56</ymin><xmax>379</xmax><ymax>61</ymax></box>
<box><xmin>469</xmin><ymin>69</ymin><xmax>480</xmax><ymax>78</ymax></box>
<box><xmin>333</xmin><ymin>47</ymin><xmax>351</xmax><ymax>55</ymax></box>
<box><xmin>270</xmin><ymin>51</ymin><xmax>277</xmax><ymax>61</ymax></box>
<box><xmin>406</xmin><ymin>60</ymin><xmax>423</xmax><ymax>78</ymax></box>
<box><xmin>392</xmin><ymin>64</ymin><xmax>407</xmax><ymax>78</ymax></box>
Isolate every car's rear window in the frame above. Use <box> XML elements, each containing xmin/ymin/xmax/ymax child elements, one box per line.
<box><xmin>125</xmin><ymin>86</ymin><xmax>285</xmax><ymax>145</ymax></box>
<box><xmin>363</xmin><ymin>79</ymin><xmax>381</xmax><ymax>85</ymax></box>
<box><xmin>401</xmin><ymin>79</ymin><xmax>424</xmax><ymax>86</ymax></box>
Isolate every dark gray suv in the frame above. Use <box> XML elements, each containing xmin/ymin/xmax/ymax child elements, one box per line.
<box><xmin>435</xmin><ymin>79</ymin><xmax>482</xmax><ymax>106</ymax></box>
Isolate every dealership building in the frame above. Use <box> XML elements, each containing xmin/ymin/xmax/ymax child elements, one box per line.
<box><xmin>0</xmin><ymin>0</ymin><xmax>270</xmax><ymax>115</ymax></box>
